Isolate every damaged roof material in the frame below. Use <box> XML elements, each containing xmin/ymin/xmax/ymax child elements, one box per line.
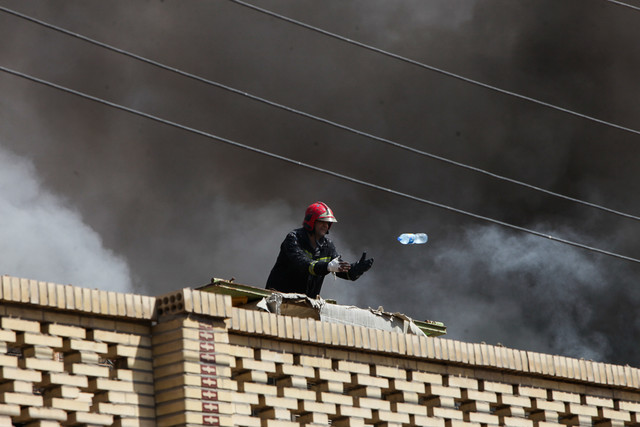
<box><xmin>198</xmin><ymin>278</ymin><xmax>446</xmax><ymax>337</ymax></box>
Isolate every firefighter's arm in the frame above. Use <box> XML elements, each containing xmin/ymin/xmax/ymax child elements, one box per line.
<box><xmin>328</xmin><ymin>257</ymin><xmax>350</xmax><ymax>273</ymax></box>
<box><xmin>324</xmin><ymin>242</ymin><xmax>349</xmax><ymax>276</ymax></box>
<box><xmin>340</xmin><ymin>252</ymin><xmax>374</xmax><ymax>281</ymax></box>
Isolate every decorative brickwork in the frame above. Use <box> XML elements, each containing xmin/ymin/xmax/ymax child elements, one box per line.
<box><xmin>0</xmin><ymin>275</ymin><xmax>639</xmax><ymax>426</ymax></box>
<box><xmin>0</xmin><ymin>276</ymin><xmax>157</xmax><ymax>426</ymax></box>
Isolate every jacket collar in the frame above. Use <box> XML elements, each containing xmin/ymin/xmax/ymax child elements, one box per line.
<box><xmin>297</xmin><ymin>227</ymin><xmax>328</xmax><ymax>250</ymax></box>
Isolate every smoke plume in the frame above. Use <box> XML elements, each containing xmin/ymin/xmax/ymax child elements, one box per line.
<box><xmin>0</xmin><ymin>146</ymin><xmax>132</xmax><ymax>291</ymax></box>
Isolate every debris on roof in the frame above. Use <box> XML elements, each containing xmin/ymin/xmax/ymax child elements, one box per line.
<box><xmin>198</xmin><ymin>278</ymin><xmax>446</xmax><ymax>337</ymax></box>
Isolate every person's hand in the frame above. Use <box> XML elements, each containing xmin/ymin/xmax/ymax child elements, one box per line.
<box><xmin>328</xmin><ymin>257</ymin><xmax>351</xmax><ymax>273</ymax></box>
<box><xmin>350</xmin><ymin>252</ymin><xmax>374</xmax><ymax>277</ymax></box>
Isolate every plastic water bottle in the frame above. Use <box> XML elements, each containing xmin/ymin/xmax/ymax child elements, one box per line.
<box><xmin>397</xmin><ymin>233</ymin><xmax>428</xmax><ymax>245</ymax></box>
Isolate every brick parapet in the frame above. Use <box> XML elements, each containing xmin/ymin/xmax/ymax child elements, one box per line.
<box><xmin>1</xmin><ymin>275</ymin><xmax>640</xmax><ymax>426</ymax></box>
<box><xmin>0</xmin><ymin>276</ymin><xmax>158</xmax><ymax>426</ymax></box>
<box><xmin>225</xmin><ymin>304</ymin><xmax>640</xmax><ymax>393</ymax></box>
<box><xmin>0</xmin><ymin>275</ymin><xmax>156</xmax><ymax>321</ymax></box>
<box><xmin>155</xmin><ymin>288</ymin><xmax>232</xmax><ymax>320</ymax></box>
<box><xmin>222</xmin><ymin>332</ymin><xmax>640</xmax><ymax>426</ymax></box>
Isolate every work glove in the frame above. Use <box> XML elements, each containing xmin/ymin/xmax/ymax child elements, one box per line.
<box><xmin>327</xmin><ymin>257</ymin><xmax>350</xmax><ymax>273</ymax></box>
<box><xmin>349</xmin><ymin>252</ymin><xmax>374</xmax><ymax>279</ymax></box>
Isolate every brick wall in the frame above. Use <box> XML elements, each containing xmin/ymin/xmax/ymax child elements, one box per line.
<box><xmin>1</xmin><ymin>275</ymin><xmax>639</xmax><ymax>426</ymax></box>
<box><xmin>0</xmin><ymin>276</ymin><xmax>156</xmax><ymax>426</ymax></box>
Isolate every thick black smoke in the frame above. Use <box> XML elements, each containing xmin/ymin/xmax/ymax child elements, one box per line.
<box><xmin>1</xmin><ymin>0</ymin><xmax>639</xmax><ymax>365</ymax></box>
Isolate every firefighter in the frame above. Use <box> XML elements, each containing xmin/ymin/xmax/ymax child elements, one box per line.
<box><xmin>266</xmin><ymin>201</ymin><xmax>374</xmax><ymax>298</ymax></box>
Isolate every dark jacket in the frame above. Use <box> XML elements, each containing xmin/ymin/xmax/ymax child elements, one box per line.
<box><xmin>266</xmin><ymin>228</ymin><xmax>355</xmax><ymax>298</ymax></box>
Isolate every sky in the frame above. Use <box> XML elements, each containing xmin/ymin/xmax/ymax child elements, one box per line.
<box><xmin>1</xmin><ymin>0</ymin><xmax>639</xmax><ymax>366</ymax></box>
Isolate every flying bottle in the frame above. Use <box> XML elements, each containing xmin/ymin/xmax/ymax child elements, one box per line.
<box><xmin>397</xmin><ymin>233</ymin><xmax>428</xmax><ymax>245</ymax></box>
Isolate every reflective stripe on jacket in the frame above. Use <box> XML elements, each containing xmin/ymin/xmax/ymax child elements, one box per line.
<box><xmin>266</xmin><ymin>227</ymin><xmax>348</xmax><ymax>298</ymax></box>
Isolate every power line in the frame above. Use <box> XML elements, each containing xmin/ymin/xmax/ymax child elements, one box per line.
<box><xmin>1</xmin><ymin>6</ymin><xmax>639</xmax><ymax>224</ymax></box>
<box><xmin>228</xmin><ymin>0</ymin><xmax>640</xmax><ymax>139</ymax></box>
<box><xmin>607</xmin><ymin>0</ymin><xmax>640</xmax><ymax>11</ymax></box>
<box><xmin>2</xmin><ymin>64</ymin><xmax>640</xmax><ymax>266</ymax></box>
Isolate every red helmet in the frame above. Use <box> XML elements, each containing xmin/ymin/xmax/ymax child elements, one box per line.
<box><xmin>303</xmin><ymin>202</ymin><xmax>338</xmax><ymax>232</ymax></box>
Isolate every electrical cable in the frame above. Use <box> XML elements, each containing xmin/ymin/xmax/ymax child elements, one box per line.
<box><xmin>607</xmin><ymin>0</ymin><xmax>640</xmax><ymax>11</ymax></box>
<box><xmin>1</xmin><ymin>6</ymin><xmax>639</xmax><ymax>224</ymax></box>
<box><xmin>2</xmin><ymin>64</ymin><xmax>640</xmax><ymax>265</ymax></box>
<box><xmin>228</xmin><ymin>0</ymin><xmax>640</xmax><ymax>139</ymax></box>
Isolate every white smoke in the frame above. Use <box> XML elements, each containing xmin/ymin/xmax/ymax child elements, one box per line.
<box><xmin>0</xmin><ymin>145</ymin><xmax>132</xmax><ymax>292</ymax></box>
<box><xmin>424</xmin><ymin>224</ymin><xmax>612</xmax><ymax>361</ymax></box>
